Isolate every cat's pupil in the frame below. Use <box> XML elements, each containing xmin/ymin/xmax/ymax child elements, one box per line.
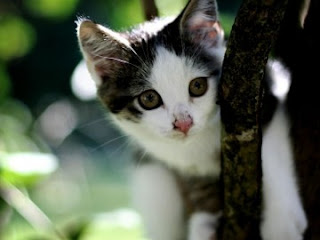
<box><xmin>189</xmin><ymin>77</ymin><xmax>208</xmax><ymax>97</ymax></box>
<box><xmin>145</xmin><ymin>94</ymin><xmax>154</xmax><ymax>102</ymax></box>
<box><xmin>194</xmin><ymin>81</ymin><xmax>201</xmax><ymax>89</ymax></box>
<box><xmin>138</xmin><ymin>90</ymin><xmax>162</xmax><ymax>110</ymax></box>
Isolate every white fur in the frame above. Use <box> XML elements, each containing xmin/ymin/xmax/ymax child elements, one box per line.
<box><xmin>188</xmin><ymin>212</ymin><xmax>221</xmax><ymax>240</ymax></box>
<box><xmin>261</xmin><ymin>106</ymin><xmax>307</xmax><ymax>240</ymax></box>
<box><xmin>269</xmin><ymin>60</ymin><xmax>291</xmax><ymax>101</ymax></box>
<box><xmin>117</xmin><ymin>47</ymin><xmax>222</xmax><ymax>240</ymax></box>
<box><xmin>131</xmin><ymin>163</ymin><xmax>185</xmax><ymax>240</ymax></box>
<box><xmin>114</xmin><ymin>47</ymin><xmax>222</xmax><ymax>177</ymax></box>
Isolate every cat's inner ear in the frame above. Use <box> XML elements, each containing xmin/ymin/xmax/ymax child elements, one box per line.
<box><xmin>77</xmin><ymin>19</ymin><xmax>131</xmax><ymax>86</ymax></box>
<box><xmin>180</xmin><ymin>0</ymin><xmax>224</xmax><ymax>48</ymax></box>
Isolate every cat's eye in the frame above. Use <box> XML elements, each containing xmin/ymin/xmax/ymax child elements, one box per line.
<box><xmin>138</xmin><ymin>90</ymin><xmax>163</xmax><ymax>110</ymax></box>
<box><xmin>189</xmin><ymin>77</ymin><xmax>208</xmax><ymax>97</ymax></box>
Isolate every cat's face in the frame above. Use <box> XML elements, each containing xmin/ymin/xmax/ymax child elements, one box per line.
<box><xmin>125</xmin><ymin>46</ymin><xmax>220</xmax><ymax>141</ymax></box>
<box><xmin>77</xmin><ymin>0</ymin><xmax>225</xmax><ymax>142</ymax></box>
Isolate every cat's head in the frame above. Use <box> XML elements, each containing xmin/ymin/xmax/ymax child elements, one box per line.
<box><xmin>77</xmin><ymin>0</ymin><xmax>225</xmax><ymax>142</ymax></box>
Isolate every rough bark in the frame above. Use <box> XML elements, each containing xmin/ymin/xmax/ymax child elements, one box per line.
<box><xmin>140</xmin><ymin>0</ymin><xmax>159</xmax><ymax>21</ymax></box>
<box><xmin>218</xmin><ymin>0</ymin><xmax>288</xmax><ymax>239</ymax></box>
<box><xmin>275</xmin><ymin>0</ymin><xmax>320</xmax><ymax>239</ymax></box>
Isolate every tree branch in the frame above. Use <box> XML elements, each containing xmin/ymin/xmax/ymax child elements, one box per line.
<box><xmin>218</xmin><ymin>0</ymin><xmax>288</xmax><ymax>239</ymax></box>
<box><xmin>141</xmin><ymin>0</ymin><xmax>159</xmax><ymax>21</ymax></box>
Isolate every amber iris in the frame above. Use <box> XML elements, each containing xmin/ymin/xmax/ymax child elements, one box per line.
<box><xmin>138</xmin><ymin>90</ymin><xmax>163</xmax><ymax>110</ymax></box>
<box><xmin>189</xmin><ymin>77</ymin><xmax>208</xmax><ymax>97</ymax></box>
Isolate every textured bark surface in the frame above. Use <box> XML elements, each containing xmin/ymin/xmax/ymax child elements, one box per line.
<box><xmin>218</xmin><ymin>0</ymin><xmax>288</xmax><ymax>239</ymax></box>
<box><xmin>141</xmin><ymin>0</ymin><xmax>158</xmax><ymax>21</ymax></box>
<box><xmin>275</xmin><ymin>0</ymin><xmax>320</xmax><ymax>239</ymax></box>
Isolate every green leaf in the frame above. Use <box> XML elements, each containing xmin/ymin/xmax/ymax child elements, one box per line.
<box><xmin>0</xmin><ymin>152</ymin><xmax>58</xmax><ymax>187</ymax></box>
<box><xmin>0</xmin><ymin>15</ymin><xmax>36</xmax><ymax>61</ymax></box>
<box><xmin>24</xmin><ymin>0</ymin><xmax>79</xmax><ymax>21</ymax></box>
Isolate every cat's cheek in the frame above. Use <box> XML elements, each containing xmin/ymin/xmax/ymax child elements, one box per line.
<box><xmin>191</xmin><ymin>98</ymin><xmax>216</xmax><ymax>131</ymax></box>
<box><xmin>140</xmin><ymin>109</ymin><xmax>174</xmax><ymax>137</ymax></box>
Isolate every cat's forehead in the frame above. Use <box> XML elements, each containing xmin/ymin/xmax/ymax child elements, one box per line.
<box><xmin>149</xmin><ymin>46</ymin><xmax>208</xmax><ymax>101</ymax></box>
<box><xmin>151</xmin><ymin>47</ymin><xmax>207</xmax><ymax>79</ymax></box>
<box><xmin>127</xmin><ymin>20</ymin><xmax>223</xmax><ymax>89</ymax></box>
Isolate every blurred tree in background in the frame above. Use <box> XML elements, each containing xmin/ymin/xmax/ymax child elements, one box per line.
<box><xmin>0</xmin><ymin>0</ymin><xmax>240</xmax><ymax>239</ymax></box>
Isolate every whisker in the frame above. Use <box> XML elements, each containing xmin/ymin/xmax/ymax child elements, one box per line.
<box><xmin>93</xmin><ymin>53</ymin><xmax>145</xmax><ymax>72</ymax></box>
<box><xmin>189</xmin><ymin>41</ymin><xmax>202</xmax><ymax>61</ymax></box>
<box><xmin>78</xmin><ymin>117</ymin><xmax>108</xmax><ymax>129</ymax></box>
<box><xmin>135</xmin><ymin>41</ymin><xmax>152</xmax><ymax>78</ymax></box>
<box><xmin>109</xmin><ymin>137</ymin><xmax>132</xmax><ymax>158</ymax></box>
<box><xmin>127</xmin><ymin>45</ymin><xmax>148</xmax><ymax>69</ymax></box>
<box><xmin>135</xmin><ymin>150</ymin><xmax>148</xmax><ymax>169</ymax></box>
<box><xmin>90</xmin><ymin>135</ymin><xmax>128</xmax><ymax>153</ymax></box>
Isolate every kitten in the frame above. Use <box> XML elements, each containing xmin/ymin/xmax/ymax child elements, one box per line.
<box><xmin>76</xmin><ymin>0</ymin><xmax>307</xmax><ymax>239</ymax></box>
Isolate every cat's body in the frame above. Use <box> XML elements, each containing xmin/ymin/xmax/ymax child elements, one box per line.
<box><xmin>77</xmin><ymin>0</ymin><xmax>307</xmax><ymax>239</ymax></box>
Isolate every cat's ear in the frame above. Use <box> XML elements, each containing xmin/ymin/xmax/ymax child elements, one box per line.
<box><xmin>179</xmin><ymin>0</ymin><xmax>224</xmax><ymax>48</ymax></box>
<box><xmin>77</xmin><ymin>19</ymin><xmax>131</xmax><ymax>86</ymax></box>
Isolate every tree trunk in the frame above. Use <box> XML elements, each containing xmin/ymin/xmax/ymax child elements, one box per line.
<box><xmin>140</xmin><ymin>0</ymin><xmax>159</xmax><ymax>21</ymax></box>
<box><xmin>218</xmin><ymin>0</ymin><xmax>288</xmax><ymax>239</ymax></box>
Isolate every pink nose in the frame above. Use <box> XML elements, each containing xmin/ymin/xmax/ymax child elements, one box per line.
<box><xmin>174</xmin><ymin>116</ymin><xmax>193</xmax><ymax>134</ymax></box>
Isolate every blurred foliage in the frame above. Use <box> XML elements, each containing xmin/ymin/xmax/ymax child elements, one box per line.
<box><xmin>0</xmin><ymin>0</ymin><xmax>240</xmax><ymax>238</ymax></box>
<box><xmin>4</xmin><ymin>213</ymin><xmax>145</xmax><ymax>240</ymax></box>
<box><xmin>0</xmin><ymin>100</ymin><xmax>40</xmax><ymax>153</ymax></box>
<box><xmin>155</xmin><ymin>0</ymin><xmax>186</xmax><ymax>16</ymax></box>
<box><xmin>220</xmin><ymin>13</ymin><xmax>236</xmax><ymax>39</ymax></box>
<box><xmin>102</xmin><ymin>0</ymin><xmax>144</xmax><ymax>30</ymax></box>
<box><xmin>0</xmin><ymin>99</ymin><xmax>58</xmax><ymax>238</ymax></box>
<box><xmin>0</xmin><ymin>15</ymin><xmax>36</xmax><ymax>61</ymax></box>
<box><xmin>0</xmin><ymin>152</ymin><xmax>58</xmax><ymax>187</ymax></box>
<box><xmin>0</xmin><ymin>63</ymin><xmax>11</xmax><ymax>102</ymax></box>
<box><xmin>24</xmin><ymin>0</ymin><xmax>79</xmax><ymax>21</ymax></box>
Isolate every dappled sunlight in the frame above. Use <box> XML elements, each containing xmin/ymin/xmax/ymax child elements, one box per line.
<box><xmin>81</xmin><ymin>209</ymin><xmax>146</xmax><ymax>240</ymax></box>
<box><xmin>36</xmin><ymin>99</ymin><xmax>78</xmax><ymax>146</ymax></box>
<box><xmin>94</xmin><ymin>209</ymin><xmax>142</xmax><ymax>229</ymax></box>
<box><xmin>71</xmin><ymin>60</ymin><xmax>97</xmax><ymax>101</ymax></box>
<box><xmin>1</xmin><ymin>152</ymin><xmax>58</xmax><ymax>178</ymax></box>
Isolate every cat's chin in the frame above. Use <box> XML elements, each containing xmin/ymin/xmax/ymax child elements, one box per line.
<box><xmin>165</xmin><ymin>128</ymin><xmax>199</xmax><ymax>141</ymax></box>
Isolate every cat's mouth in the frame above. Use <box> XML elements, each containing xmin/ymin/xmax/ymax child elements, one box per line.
<box><xmin>171</xmin><ymin>124</ymin><xmax>196</xmax><ymax>140</ymax></box>
<box><xmin>170</xmin><ymin>130</ymin><xmax>190</xmax><ymax>139</ymax></box>
<box><xmin>168</xmin><ymin>125</ymin><xmax>199</xmax><ymax>141</ymax></box>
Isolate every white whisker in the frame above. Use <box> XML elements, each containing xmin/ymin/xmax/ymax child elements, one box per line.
<box><xmin>90</xmin><ymin>135</ymin><xmax>128</xmax><ymax>152</ymax></box>
<box><xmin>109</xmin><ymin>137</ymin><xmax>132</xmax><ymax>157</ymax></box>
<box><xmin>93</xmin><ymin>53</ymin><xmax>145</xmax><ymax>72</ymax></box>
<box><xmin>135</xmin><ymin>150</ymin><xmax>148</xmax><ymax>169</ymax></box>
<box><xmin>78</xmin><ymin>118</ymin><xmax>108</xmax><ymax>129</ymax></box>
<box><xmin>128</xmin><ymin>45</ymin><xmax>148</xmax><ymax>68</ymax></box>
